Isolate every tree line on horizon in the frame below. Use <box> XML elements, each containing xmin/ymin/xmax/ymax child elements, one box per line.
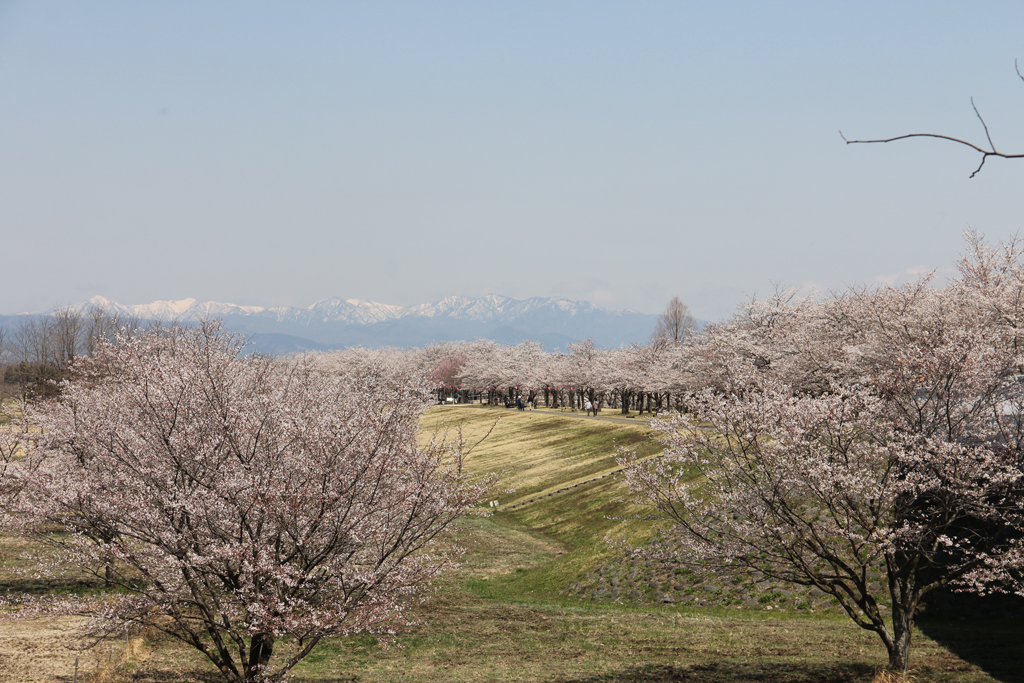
<box><xmin>0</xmin><ymin>294</ymin><xmax>701</xmax><ymax>409</ymax></box>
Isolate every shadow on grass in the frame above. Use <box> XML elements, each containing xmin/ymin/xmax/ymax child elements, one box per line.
<box><xmin>0</xmin><ymin>576</ymin><xmax>106</xmax><ymax>597</ymax></box>
<box><xmin>552</xmin><ymin>662</ymin><xmax>876</xmax><ymax>683</ymax></box>
<box><xmin>105</xmin><ymin>671</ymin><xmax>222</xmax><ymax>683</ymax></box>
<box><xmin>918</xmin><ymin>617</ymin><xmax>1024</xmax><ymax>683</ymax></box>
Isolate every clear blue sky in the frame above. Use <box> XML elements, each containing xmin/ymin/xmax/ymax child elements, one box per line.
<box><xmin>2</xmin><ymin>1</ymin><xmax>1023</xmax><ymax>321</ymax></box>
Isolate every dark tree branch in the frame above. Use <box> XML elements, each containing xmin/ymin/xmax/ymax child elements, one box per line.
<box><xmin>839</xmin><ymin>130</ymin><xmax>1024</xmax><ymax>179</ymax></box>
<box><xmin>840</xmin><ymin>62</ymin><xmax>1024</xmax><ymax>178</ymax></box>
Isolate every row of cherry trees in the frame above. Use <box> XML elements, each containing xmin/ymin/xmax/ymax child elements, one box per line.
<box><xmin>306</xmin><ymin>231</ymin><xmax>1024</xmax><ymax>674</ymax></box>
<box><xmin>309</xmin><ymin>336</ymin><xmax>705</xmax><ymax>415</ymax></box>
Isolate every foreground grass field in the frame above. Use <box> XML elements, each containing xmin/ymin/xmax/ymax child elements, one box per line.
<box><xmin>2</xmin><ymin>405</ymin><xmax>1022</xmax><ymax>682</ymax></box>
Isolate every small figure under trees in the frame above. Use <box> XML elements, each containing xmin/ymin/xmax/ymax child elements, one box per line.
<box><xmin>7</xmin><ymin>322</ymin><xmax>492</xmax><ymax>683</ymax></box>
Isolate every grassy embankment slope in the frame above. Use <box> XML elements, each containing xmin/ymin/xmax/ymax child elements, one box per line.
<box><xmin>2</xmin><ymin>404</ymin><xmax>1021</xmax><ymax>682</ymax></box>
<box><xmin>288</xmin><ymin>405</ymin><xmax>1021</xmax><ymax>683</ymax></box>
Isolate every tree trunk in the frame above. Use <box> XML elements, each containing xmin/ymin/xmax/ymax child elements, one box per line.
<box><xmin>886</xmin><ymin>606</ymin><xmax>913</xmax><ymax>674</ymax></box>
<box><xmin>246</xmin><ymin>632</ymin><xmax>275</xmax><ymax>682</ymax></box>
<box><xmin>883</xmin><ymin>556</ymin><xmax>920</xmax><ymax>675</ymax></box>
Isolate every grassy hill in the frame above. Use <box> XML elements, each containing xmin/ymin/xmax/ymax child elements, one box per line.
<box><xmin>287</xmin><ymin>406</ymin><xmax>1019</xmax><ymax>683</ymax></box>
<box><xmin>421</xmin><ymin>404</ymin><xmax>665</xmax><ymax>602</ymax></box>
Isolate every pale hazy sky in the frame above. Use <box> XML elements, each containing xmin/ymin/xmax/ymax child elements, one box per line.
<box><xmin>2</xmin><ymin>1</ymin><xmax>1024</xmax><ymax>321</ymax></box>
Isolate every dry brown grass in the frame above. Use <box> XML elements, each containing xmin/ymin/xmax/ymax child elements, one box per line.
<box><xmin>0</xmin><ymin>616</ymin><xmax>103</xmax><ymax>682</ymax></box>
<box><xmin>872</xmin><ymin>669</ymin><xmax>916</xmax><ymax>683</ymax></box>
<box><xmin>88</xmin><ymin>634</ymin><xmax>148</xmax><ymax>683</ymax></box>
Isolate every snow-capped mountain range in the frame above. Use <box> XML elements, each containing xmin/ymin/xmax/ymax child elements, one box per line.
<box><xmin>55</xmin><ymin>295</ymin><xmax>658</xmax><ymax>352</ymax></box>
<box><xmin>75</xmin><ymin>294</ymin><xmax>610</xmax><ymax>326</ymax></box>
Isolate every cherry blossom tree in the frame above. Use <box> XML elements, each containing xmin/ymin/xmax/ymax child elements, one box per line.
<box><xmin>621</xmin><ymin>245</ymin><xmax>1024</xmax><ymax>674</ymax></box>
<box><xmin>624</xmin><ymin>379</ymin><xmax>1019</xmax><ymax>674</ymax></box>
<box><xmin>10</xmin><ymin>322</ymin><xmax>491</xmax><ymax>683</ymax></box>
<box><xmin>428</xmin><ymin>348</ymin><xmax>468</xmax><ymax>402</ymax></box>
<box><xmin>0</xmin><ymin>399</ymin><xmax>38</xmax><ymax>506</ymax></box>
<box><xmin>453</xmin><ymin>340</ymin><xmax>503</xmax><ymax>402</ymax></box>
<box><xmin>455</xmin><ymin>340</ymin><xmax>551</xmax><ymax>405</ymax></box>
<box><xmin>555</xmin><ymin>340</ymin><xmax>602</xmax><ymax>411</ymax></box>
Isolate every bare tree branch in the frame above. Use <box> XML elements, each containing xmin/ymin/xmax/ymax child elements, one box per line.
<box><xmin>972</xmin><ymin>97</ymin><xmax>995</xmax><ymax>148</ymax></box>
<box><xmin>839</xmin><ymin>129</ymin><xmax>1024</xmax><ymax>179</ymax></box>
<box><xmin>651</xmin><ymin>297</ymin><xmax>696</xmax><ymax>345</ymax></box>
<box><xmin>840</xmin><ymin>62</ymin><xmax>1024</xmax><ymax>178</ymax></box>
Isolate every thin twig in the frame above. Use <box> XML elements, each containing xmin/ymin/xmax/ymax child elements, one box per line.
<box><xmin>840</xmin><ymin>62</ymin><xmax>1024</xmax><ymax>178</ymax></box>
<box><xmin>971</xmin><ymin>97</ymin><xmax>996</xmax><ymax>152</ymax></box>
<box><xmin>464</xmin><ymin>418</ymin><xmax>500</xmax><ymax>458</ymax></box>
<box><xmin>972</xmin><ymin>154</ymin><xmax>987</xmax><ymax>179</ymax></box>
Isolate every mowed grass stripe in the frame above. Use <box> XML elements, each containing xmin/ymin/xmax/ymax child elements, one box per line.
<box><xmin>420</xmin><ymin>405</ymin><xmax>668</xmax><ymax>602</ymax></box>
<box><xmin>421</xmin><ymin>405</ymin><xmax>662</xmax><ymax>507</ymax></box>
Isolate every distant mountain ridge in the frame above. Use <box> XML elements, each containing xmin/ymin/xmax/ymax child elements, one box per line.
<box><xmin>64</xmin><ymin>295</ymin><xmax>658</xmax><ymax>352</ymax></box>
<box><xmin>75</xmin><ymin>294</ymin><xmax>619</xmax><ymax>326</ymax></box>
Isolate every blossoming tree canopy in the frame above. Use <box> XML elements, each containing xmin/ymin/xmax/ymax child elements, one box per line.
<box><xmin>622</xmin><ymin>234</ymin><xmax>1024</xmax><ymax>674</ymax></box>
<box><xmin>14</xmin><ymin>322</ymin><xmax>493</xmax><ymax>683</ymax></box>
